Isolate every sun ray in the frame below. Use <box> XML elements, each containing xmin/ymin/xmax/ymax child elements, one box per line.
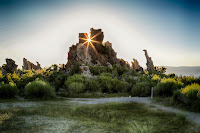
<box><xmin>90</xmin><ymin>31</ymin><xmax>102</xmax><ymax>40</ymax></box>
<box><xmin>80</xmin><ymin>41</ymin><xmax>88</xmax><ymax>46</ymax></box>
<box><xmin>86</xmin><ymin>42</ymin><xmax>89</xmax><ymax>57</ymax></box>
<box><xmin>91</xmin><ymin>40</ymin><xmax>100</xmax><ymax>44</ymax></box>
<box><xmin>89</xmin><ymin>41</ymin><xmax>99</xmax><ymax>55</ymax></box>
<box><xmin>79</xmin><ymin>37</ymin><xmax>88</xmax><ymax>41</ymax></box>
<box><xmin>78</xmin><ymin>31</ymin><xmax>102</xmax><ymax>58</ymax></box>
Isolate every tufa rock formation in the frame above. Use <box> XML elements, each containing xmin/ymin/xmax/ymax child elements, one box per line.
<box><xmin>80</xmin><ymin>65</ymin><xmax>92</xmax><ymax>78</ymax></box>
<box><xmin>131</xmin><ymin>58</ymin><xmax>143</xmax><ymax>72</ymax></box>
<box><xmin>22</xmin><ymin>58</ymin><xmax>41</xmax><ymax>71</ymax></box>
<box><xmin>2</xmin><ymin>58</ymin><xmax>18</xmax><ymax>75</ymax></box>
<box><xmin>143</xmin><ymin>49</ymin><xmax>154</xmax><ymax>72</ymax></box>
<box><xmin>66</xmin><ymin>28</ymin><xmax>130</xmax><ymax>69</ymax></box>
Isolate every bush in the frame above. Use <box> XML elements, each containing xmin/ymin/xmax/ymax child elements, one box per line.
<box><xmin>152</xmin><ymin>74</ymin><xmax>161</xmax><ymax>81</ymax></box>
<box><xmin>131</xmin><ymin>82</ymin><xmax>152</xmax><ymax>97</ymax></box>
<box><xmin>97</xmin><ymin>74</ymin><xmax>113</xmax><ymax>93</ymax></box>
<box><xmin>173</xmin><ymin>84</ymin><xmax>200</xmax><ymax>111</ymax></box>
<box><xmin>69</xmin><ymin>63</ymin><xmax>81</xmax><ymax>75</ymax></box>
<box><xmin>64</xmin><ymin>74</ymin><xmax>84</xmax><ymax>88</ymax></box>
<box><xmin>84</xmin><ymin>78</ymin><xmax>101</xmax><ymax>92</ymax></box>
<box><xmin>25</xmin><ymin>80</ymin><xmax>55</xmax><ymax>99</ymax></box>
<box><xmin>0</xmin><ymin>82</ymin><xmax>18</xmax><ymax>98</ymax></box>
<box><xmin>154</xmin><ymin>78</ymin><xmax>183</xmax><ymax>97</ymax></box>
<box><xmin>68</xmin><ymin>82</ymin><xmax>86</xmax><ymax>94</ymax></box>
<box><xmin>181</xmin><ymin>83</ymin><xmax>200</xmax><ymax>100</ymax></box>
<box><xmin>179</xmin><ymin>76</ymin><xmax>199</xmax><ymax>86</ymax></box>
<box><xmin>89</xmin><ymin>66</ymin><xmax>112</xmax><ymax>75</ymax></box>
<box><xmin>97</xmin><ymin>74</ymin><xmax>130</xmax><ymax>93</ymax></box>
<box><xmin>112</xmin><ymin>78</ymin><xmax>130</xmax><ymax>93</ymax></box>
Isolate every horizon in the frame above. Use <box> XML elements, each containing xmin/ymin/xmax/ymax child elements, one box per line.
<box><xmin>0</xmin><ymin>0</ymin><xmax>200</xmax><ymax>68</ymax></box>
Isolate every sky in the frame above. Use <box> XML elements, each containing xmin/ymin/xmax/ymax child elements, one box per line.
<box><xmin>0</xmin><ymin>0</ymin><xmax>200</xmax><ymax>68</ymax></box>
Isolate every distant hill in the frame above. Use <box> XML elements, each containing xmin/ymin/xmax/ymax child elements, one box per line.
<box><xmin>165</xmin><ymin>66</ymin><xmax>200</xmax><ymax>77</ymax></box>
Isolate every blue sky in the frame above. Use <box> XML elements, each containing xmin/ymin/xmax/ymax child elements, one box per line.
<box><xmin>0</xmin><ymin>0</ymin><xmax>200</xmax><ymax>68</ymax></box>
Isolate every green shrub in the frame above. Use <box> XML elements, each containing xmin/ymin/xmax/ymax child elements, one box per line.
<box><xmin>69</xmin><ymin>63</ymin><xmax>81</xmax><ymax>75</ymax></box>
<box><xmin>68</xmin><ymin>82</ymin><xmax>85</xmax><ymax>94</ymax></box>
<box><xmin>152</xmin><ymin>74</ymin><xmax>161</xmax><ymax>81</ymax></box>
<box><xmin>97</xmin><ymin>74</ymin><xmax>113</xmax><ymax>93</ymax></box>
<box><xmin>112</xmin><ymin>79</ymin><xmax>130</xmax><ymax>93</ymax></box>
<box><xmin>131</xmin><ymin>82</ymin><xmax>152</xmax><ymax>97</ymax></box>
<box><xmin>0</xmin><ymin>82</ymin><xmax>18</xmax><ymax>98</ymax></box>
<box><xmin>181</xmin><ymin>83</ymin><xmax>200</xmax><ymax>100</ymax></box>
<box><xmin>25</xmin><ymin>80</ymin><xmax>55</xmax><ymax>99</ymax></box>
<box><xmin>173</xmin><ymin>88</ymin><xmax>200</xmax><ymax>112</ymax></box>
<box><xmin>84</xmin><ymin>78</ymin><xmax>101</xmax><ymax>92</ymax></box>
<box><xmin>179</xmin><ymin>76</ymin><xmax>199</xmax><ymax>86</ymax></box>
<box><xmin>154</xmin><ymin>78</ymin><xmax>183</xmax><ymax>97</ymax></box>
<box><xmin>89</xmin><ymin>66</ymin><xmax>112</xmax><ymax>75</ymax></box>
<box><xmin>48</xmin><ymin>70</ymin><xmax>67</xmax><ymax>92</ymax></box>
<box><xmin>64</xmin><ymin>74</ymin><xmax>84</xmax><ymax>88</ymax></box>
<box><xmin>97</xmin><ymin>74</ymin><xmax>130</xmax><ymax>93</ymax></box>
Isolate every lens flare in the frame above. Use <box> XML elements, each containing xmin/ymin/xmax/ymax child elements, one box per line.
<box><xmin>87</xmin><ymin>38</ymin><xmax>91</xmax><ymax>42</ymax></box>
<box><xmin>79</xmin><ymin>31</ymin><xmax>102</xmax><ymax>57</ymax></box>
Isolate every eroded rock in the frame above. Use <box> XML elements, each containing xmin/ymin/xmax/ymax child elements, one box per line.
<box><xmin>143</xmin><ymin>49</ymin><xmax>154</xmax><ymax>72</ymax></box>
<box><xmin>80</xmin><ymin>65</ymin><xmax>92</xmax><ymax>78</ymax></box>
<box><xmin>131</xmin><ymin>58</ymin><xmax>143</xmax><ymax>71</ymax></box>
<box><xmin>66</xmin><ymin>28</ymin><xmax>130</xmax><ymax>69</ymax></box>
<box><xmin>22</xmin><ymin>58</ymin><xmax>41</xmax><ymax>71</ymax></box>
<box><xmin>2</xmin><ymin>58</ymin><xmax>18</xmax><ymax>75</ymax></box>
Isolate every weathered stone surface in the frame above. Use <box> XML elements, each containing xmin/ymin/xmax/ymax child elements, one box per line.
<box><xmin>80</xmin><ymin>65</ymin><xmax>92</xmax><ymax>78</ymax></box>
<box><xmin>2</xmin><ymin>58</ymin><xmax>18</xmax><ymax>75</ymax></box>
<box><xmin>22</xmin><ymin>58</ymin><xmax>41</xmax><ymax>71</ymax></box>
<box><xmin>131</xmin><ymin>58</ymin><xmax>143</xmax><ymax>71</ymax></box>
<box><xmin>143</xmin><ymin>49</ymin><xmax>154</xmax><ymax>72</ymax></box>
<box><xmin>66</xmin><ymin>28</ymin><xmax>130</xmax><ymax>69</ymax></box>
<box><xmin>79</xmin><ymin>33</ymin><xmax>88</xmax><ymax>43</ymax></box>
<box><xmin>90</xmin><ymin>28</ymin><xmax>104</xmax><ymax>44</ymax></box>
<box><xmin>103</xmin><ymin>41</ymin><xmax>112</xmax><ymax>48</ymax></box>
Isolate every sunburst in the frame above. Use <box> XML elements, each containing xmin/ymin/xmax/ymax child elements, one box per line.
<box><xmin>79</xmin><ymin>32</ymin><xmax>101</xmax><ymax>56</ymax></box>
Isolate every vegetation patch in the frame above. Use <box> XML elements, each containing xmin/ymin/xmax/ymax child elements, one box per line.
<box><xmin>0</xmin><ymin>82</ymin><xmax>18</xmax><ymax>98</ymax></box>
<box><xmin>0</xmin><ymin>100</ymin><xmax>198</xmax><ymax>133</ymax></box>
<box><xmin>25</xmin><ymin>80</ymin><xmax>55</xmax><ymax>99</ymax></box>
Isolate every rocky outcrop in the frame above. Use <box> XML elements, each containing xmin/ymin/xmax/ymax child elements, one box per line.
<box><xmin>22</xmin><ymin>58</ymin><xmax>41</xmax><ymax>71</ymax></box>
<box><xmin>79</xmin><ymin>33</ymin><xmax>88</xmax><ymax>43</ymax></box>
<box><xmin>66</xmin><ymin>28</ymin><xmax>130</xmax><ymax>69</ymax></box>
<box><xmin>90</xmin><ymin>28</ymin><xmax>104</xmax><ymax>44</ymax></box>
<box><xmin>2</xmin><ymin>58</ymin><xmax>18</xmax><ymax>75</ymax></box>
<box><xmin>80</xmin><ymin>65</ymin><xmax>92</xmax><ymax>78</ymax></box>
<box><xmin>131</xmin><ymin>58</ymin><xmax>143</xmax><ymax>72</ymax></box>
<box><xmin>143</xmin><ymin>49</ymin><xmax>154</xmax><ymax>72</ymax></box>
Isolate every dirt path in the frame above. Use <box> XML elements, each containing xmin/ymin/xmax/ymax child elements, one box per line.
<box><xmin>67</xmin><ymin>97</ymin><xmax>200</xmax><ymax>125</ymax></box>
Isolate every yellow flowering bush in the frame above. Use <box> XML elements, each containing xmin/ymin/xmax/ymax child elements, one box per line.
<box><xmin>181</xmin><ymin>83</ymin><xmax>200</xmax><ymax>100</ymax></box>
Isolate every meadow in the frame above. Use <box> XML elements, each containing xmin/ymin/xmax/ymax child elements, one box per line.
<box><xmin>1</xmin><ymin>64</ymin><xmax>200</xmax><ymax>132</ymax></box>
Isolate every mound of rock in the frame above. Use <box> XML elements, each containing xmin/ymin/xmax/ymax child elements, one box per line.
<box><xmin>131</xmin><ymin>58</ymin><xmax>143</xmax><ymax>72</ymax></box>
<box><xmin>22</xmin><ymin>58</ymin><xmax>41</xmax><ymax>71</ymax></box>
<box><xmin>66</xmin><ymin>28</ymin><xmax>130</xmax><ymax>69</ymax></box>
<box><xmin>2</xmin><ymin>58</ymin><xmax>18</xmax><ymax>75</ymax></box>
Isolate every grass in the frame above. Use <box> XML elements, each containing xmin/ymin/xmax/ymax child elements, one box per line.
<box><xmin>0</xmin><ymin>99</ymin><xmax>199</xmax><ymax>133</ymax></box>
<box><xmin>151</xmin><ymin>97</ymin><xmax>200</xmax><ymax>113</ymax></box>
